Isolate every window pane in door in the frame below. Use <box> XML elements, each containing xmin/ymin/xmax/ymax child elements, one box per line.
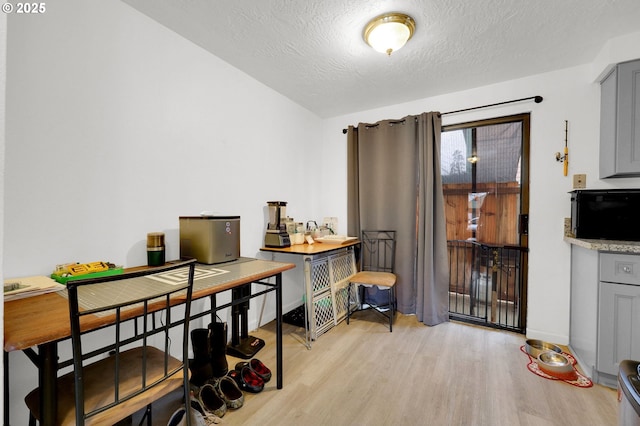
<box><xmin>441</xmin><ymin>122</ymin><xmax>522</xmax><ymax>245</ymax></box>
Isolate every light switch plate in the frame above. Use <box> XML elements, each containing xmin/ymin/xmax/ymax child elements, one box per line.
<box><xmin>573</xmin><ymin>174</ymin><xmax>586</xmax><ymax>189</ymax></box>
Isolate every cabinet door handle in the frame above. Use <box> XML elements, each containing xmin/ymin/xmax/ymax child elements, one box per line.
<box><xmin>622</xmin><ymin>265</ymin><xmax>632</xmax><ymax>273</ymax></box>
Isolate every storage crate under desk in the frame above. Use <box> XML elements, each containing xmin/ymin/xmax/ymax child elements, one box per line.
<box><xmin>261</xmin><ymin>241</ymin><xmax>359</xmax><ymax>346</ymax></box>
<box><xmin>306</xmin><ymin>249</ymin><xmax>357</xmax><ymax>339</ymax></box>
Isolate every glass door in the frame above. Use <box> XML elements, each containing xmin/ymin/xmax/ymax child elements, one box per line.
<box><xmin>441</xmin><ymin>114</ymin><xmax>529</xmax><ymax>332</ymax></box>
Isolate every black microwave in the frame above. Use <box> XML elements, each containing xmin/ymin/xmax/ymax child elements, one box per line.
<box><xmin>570</xmin><ymin>189</ymin><xmax>640</xmax><ymax>241</ymax></box>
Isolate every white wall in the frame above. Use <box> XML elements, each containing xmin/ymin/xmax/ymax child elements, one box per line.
<box><xmin>321</xmin><ymin>32</ymin><xmax>640</xmax><ymax>346</ymax></box>
<box><xmin>3</xmin><ymin>1</ymin><xmax>323</xmax><ymax>423</ymax></box>
<box><xmin>5</xmin><ymin>1</ymin><xmax>324</xmax><ymax>276</ymax></box>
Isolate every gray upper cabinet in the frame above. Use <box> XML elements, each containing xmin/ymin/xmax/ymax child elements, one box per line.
<box><xmin>599</xmin><ymin>59</ymin><xmax>640</xmax><ymax>178</ymax></box>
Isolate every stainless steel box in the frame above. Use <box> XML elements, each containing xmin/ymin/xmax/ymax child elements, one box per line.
<box><xmin>179</xmin><ymin>216</ymin><xmax>240</xmax><ymax>264</ymax></box>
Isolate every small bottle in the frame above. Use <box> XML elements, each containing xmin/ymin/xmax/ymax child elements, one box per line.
<box><xmin>147</xmin><ymin>232</ymin><xmax>165</xmax><ymax>266</ymax></box>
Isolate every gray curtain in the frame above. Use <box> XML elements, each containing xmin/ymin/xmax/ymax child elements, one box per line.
<box><xmin>347</xmin><ymin>112</ymin><xmax>449</xmax><ymax>326</ymax></box>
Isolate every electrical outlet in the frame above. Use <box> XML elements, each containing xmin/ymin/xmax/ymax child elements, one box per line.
<box><xmin>573</xmin><ymin>174</ymin><xmax>586</xmax><ymax>189</ymax></box>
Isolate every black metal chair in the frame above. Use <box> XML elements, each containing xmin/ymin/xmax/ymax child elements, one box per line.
<box><xmin>346</xmin><ymin>230</ymin><xmax>397</xmax><ymax>331</ymax></box>
<box><xmin>25</xmin><ymin>259</ymin><xmax>196</xmax><ymax>425</ymax></box>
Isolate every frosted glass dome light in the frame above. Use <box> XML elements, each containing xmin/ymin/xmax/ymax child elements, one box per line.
<box><xmin>364</xmin><ymin>13</ymin><xmax>416</xmax><ymax>56</ymax></box>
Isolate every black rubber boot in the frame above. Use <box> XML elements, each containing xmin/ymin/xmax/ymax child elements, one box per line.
<box><xmin>209</xmin><ymin>321</ymin><xmax>229</xmax><ymax>378</ymax></box>
<box><xmin>189</xmin><ymin>328</ymin><xmax>214</xmax><ymax>387</ymax></box>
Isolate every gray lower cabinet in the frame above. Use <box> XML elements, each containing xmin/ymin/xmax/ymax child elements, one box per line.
<box><xmin>570</xmin><ymin>248</ymin><xmax>640</xmax><ymax>388</ymax></box>
<box><xmin>599</xmin><ymin>58</ymin><xmax>640</xmax><ymax>178</ymax></box>
<box><xmin>596</xmin><ymin>253</ymin><xmax>640</xmax><ymax>387</ymax></box>
<box><xmin>597</xmin><ymin>282</ymin><xmax>640</xmax><ymax>377</ymax></box>
<box><xmin>570</xmin><ymin>245</ymin><xmax>598</xmax><ymax>375</ymax></box>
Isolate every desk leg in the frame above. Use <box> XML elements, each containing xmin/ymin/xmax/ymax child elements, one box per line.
<box><xmin>303</xmin><ymin>257</ymin><xmax>313</xmax><ymax>349</ymax></box>
<box><xmin>240</xmin><ymin>284</ymin><xmax>250</xmax><ymax>340</ymax></box>
<box><xmin>210</xmin><ymin>293</ymin><xmax>217</xmax><ymax>324</ymax></box>
<box><xmin>4</xmin><ymin>351</ymin><xmax>9</xmax><ymax>426</ymax></box>
<box><xmin>230</xmin><ymin>287</ymin><xmax>242</xmax><ymax>347</ymax></box>
<box><xmin>39</xmin><ymin>343</ymin><xmax>58</xmax><ymax>426</ymax></box>
<box><xmin>276</xmin><ymin>272</ymin><xmax>283</xmax><ymax>389</ymax></box>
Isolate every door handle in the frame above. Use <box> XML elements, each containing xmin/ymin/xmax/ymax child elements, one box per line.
<box><xmin>519</xmin><ymin>214</ymin><xmax>529</xmax><ymax>235</ymax></box>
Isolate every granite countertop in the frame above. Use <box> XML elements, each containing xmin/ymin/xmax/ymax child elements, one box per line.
<box><xmin>564</xmin><ymin>236</ymin><xmax>640</xmax><ymax>254</ymax></box>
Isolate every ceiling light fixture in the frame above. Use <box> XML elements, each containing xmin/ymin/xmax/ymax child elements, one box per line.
<box><xmin>363</xmin><ymin>12</ymin><xmax>416</xmax><ymax>56</ymax></box>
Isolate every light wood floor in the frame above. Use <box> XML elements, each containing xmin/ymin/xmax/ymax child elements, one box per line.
<box><xmin>151</xmin><ymin>312</ymin><xmax>618</xmax><ymax>425</ymax></box>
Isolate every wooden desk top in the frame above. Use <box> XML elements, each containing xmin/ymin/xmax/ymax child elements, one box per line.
<box><xmin>260</xmin><ymin>240</ymin><xmax>360</xmax><ymax>256</ymax></box>
<box><xmin>4</xmin><ymin>258</ymin><xmax>294</xmax><ymax>352</ymax></box>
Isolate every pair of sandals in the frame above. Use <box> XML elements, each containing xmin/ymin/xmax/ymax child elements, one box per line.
<box><xmin>193</xmin><ymin>374</ymin><xmax>245</xmax><ymax>421</ymax></box>
<box><xmin>227</xmin><ymin>358</ymin><xmax>272</xmax><ymax>393</ymax></box>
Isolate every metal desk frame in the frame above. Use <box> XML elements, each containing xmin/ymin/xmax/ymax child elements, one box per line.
<box><xmin>4</xmin><ymin>258</ymin><xmax>293</xmax><ymax>426</ymax></box>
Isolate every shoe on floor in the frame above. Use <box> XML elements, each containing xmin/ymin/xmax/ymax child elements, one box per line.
<box><xmin>190</xmin><ymin>397</ymin><xmax>222</xmax><ymax>425</ymax></box>
<box><xmin>215</xmin><ymin>375</ymin><xmax>244</xmax><ymax>409</ymax></box>
<box><xmin>198</xmin><ymin>383</ymin><xmax>227</xmax><ymax>418</ymax></box>
<box><xmin>167</xmin><ymin>401</ymin><xmax>221</xmax><ymax>426</ymax></box>
<box><xmin>228</xmin><ymin>365</ymin><xmax>264</xmax><ymax>393</ymax></box>
<box><xmin>235</xmin><ymin>358</ymin><xmax>272</xmax><ymax>382</ymax></box>
<box><xmin>167</xmin><ymin>406</ymin><xmax>188</xmax><ymax>426</ymax></box>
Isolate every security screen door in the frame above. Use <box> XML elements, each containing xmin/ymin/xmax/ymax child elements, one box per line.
<box><xmin>441</xmin><ymin>113</ymin><xmax>529</xmax><ymax>332</ymax></box>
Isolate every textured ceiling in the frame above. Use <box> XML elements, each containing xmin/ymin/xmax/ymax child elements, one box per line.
<box><xmin>122</xmin><ymin>0</ymin><xmax>640</xmax><ymax>118</ymax></box>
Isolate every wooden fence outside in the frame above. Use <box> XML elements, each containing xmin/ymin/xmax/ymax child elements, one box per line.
<box><xmin>444</xmin><ymin>181</ymin><xmax>521</xmax><ymax>303</ymax></box>
<box><xmin>443</xmin><ymin>181</ymin><xmax>520</xmax><ymax>245</ymax></box>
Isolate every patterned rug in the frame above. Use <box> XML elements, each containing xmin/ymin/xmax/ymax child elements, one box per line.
<box><xmin>519</xmin><ymin>345</ymin><xmax>593</xmax><ymax>388</ymax></box>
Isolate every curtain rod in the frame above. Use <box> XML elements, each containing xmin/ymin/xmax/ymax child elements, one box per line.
<box><xmin>440</xmin><ymin>95</ymin><xmax>543</xmax><ymax>116</ymax></box>
<box><xmin>341</xmin><ymin>95</ymin><xmax>543</xmax><ymax>134</ymax></box>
